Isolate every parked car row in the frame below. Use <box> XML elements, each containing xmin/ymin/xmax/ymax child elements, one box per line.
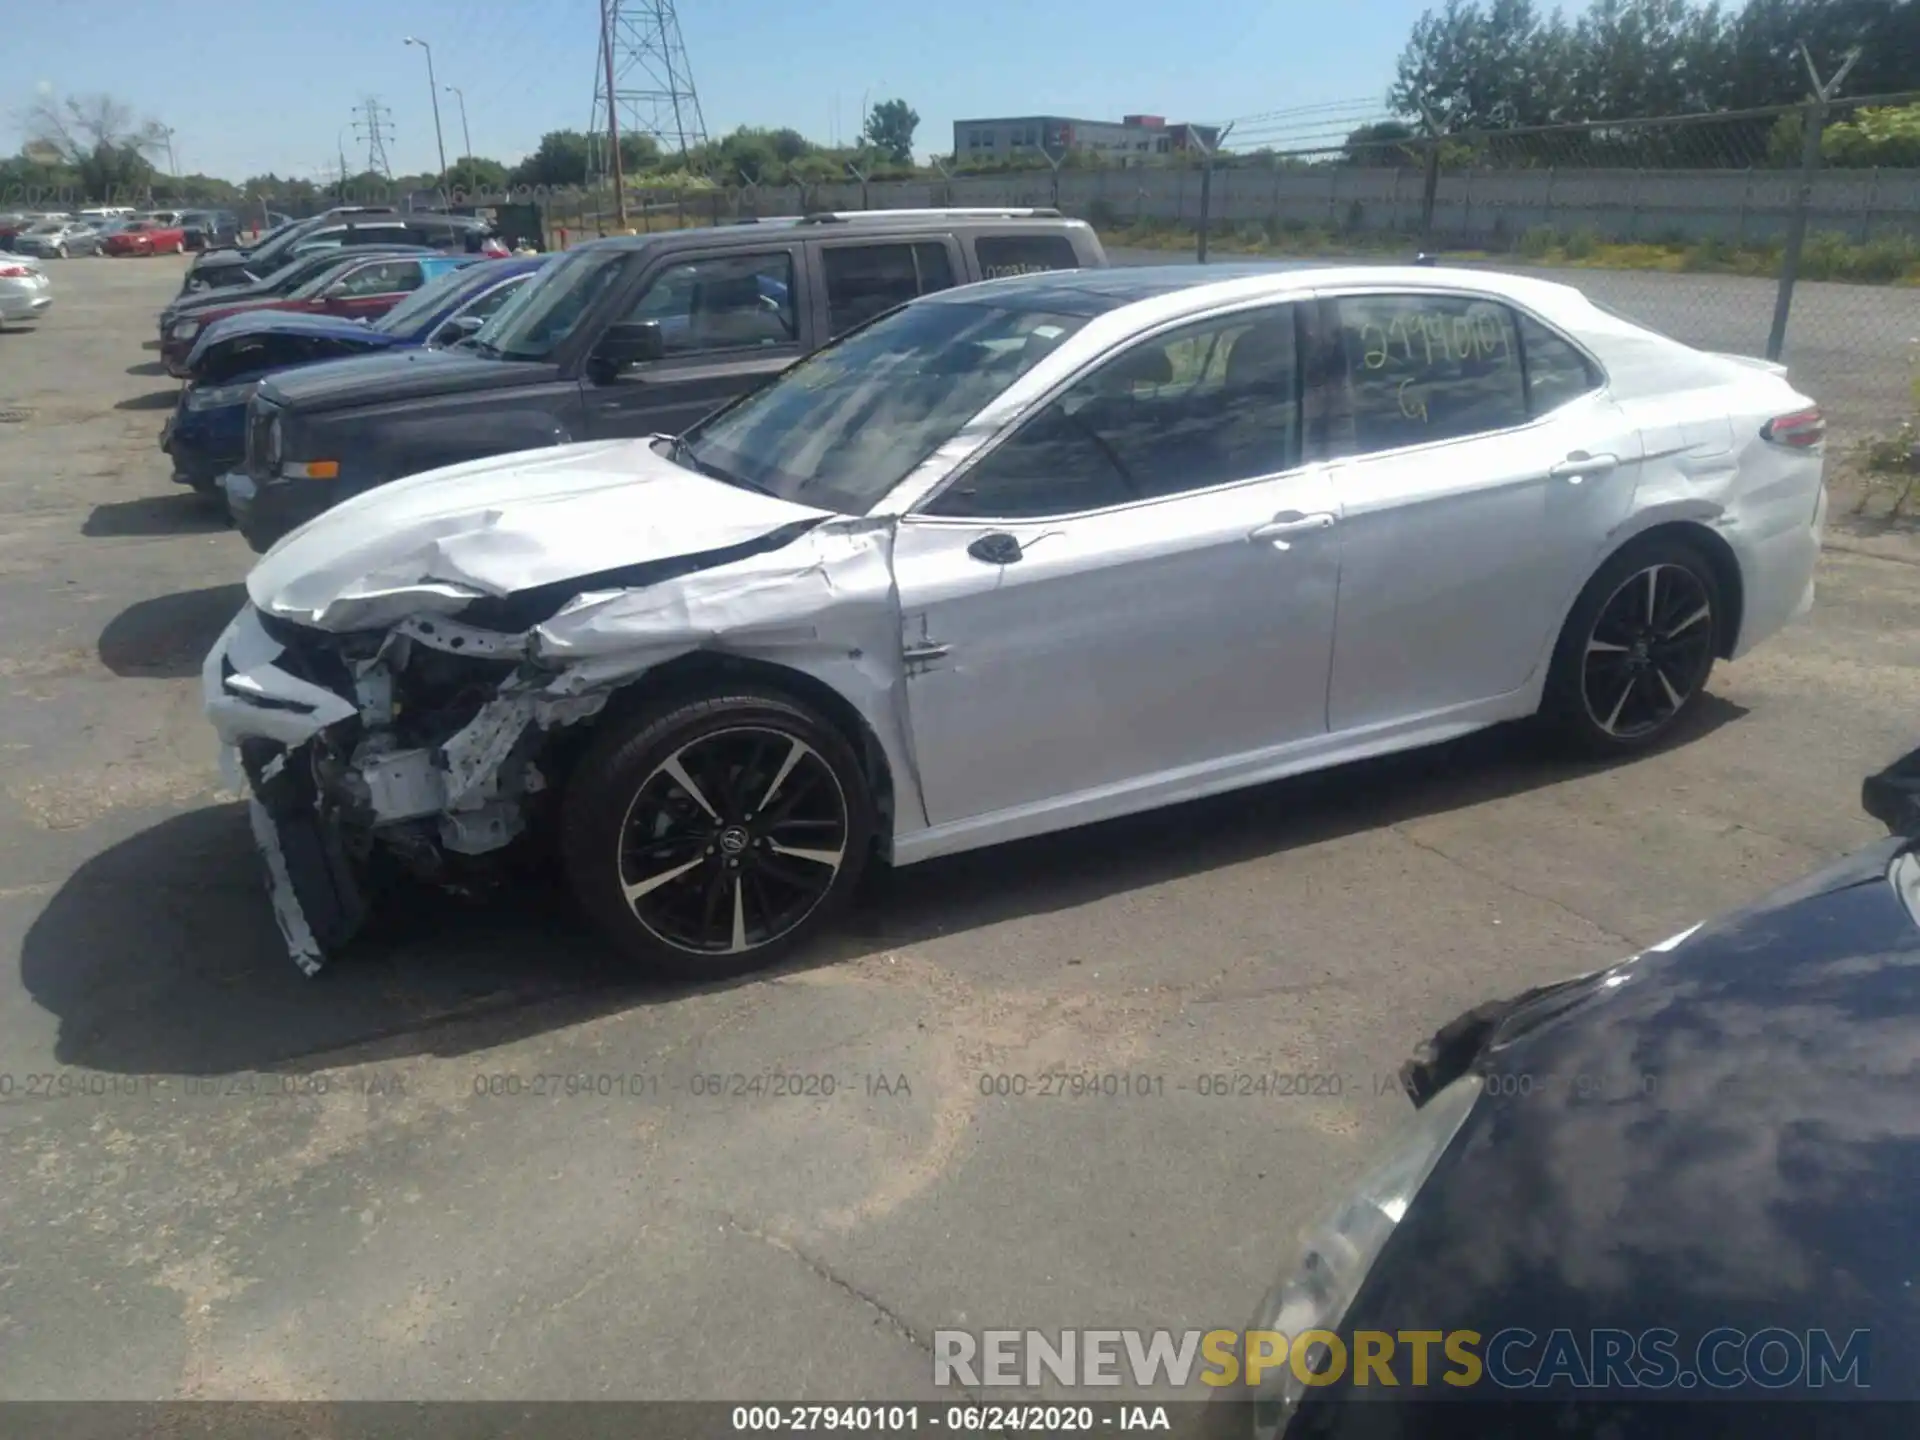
<box><xmin>0</xmin><ymin>208</ymin><xmax>199</xmax><ymax>259</ymax></box>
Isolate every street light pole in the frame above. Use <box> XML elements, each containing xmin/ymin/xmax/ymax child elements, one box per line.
<box><xmin>445</xmin><ymin>85</ymin><xmax>472</xmax><ymax>167</ymax></box>
<box><xmin>403</xmin><ymin>36</ymin><xmax>450</xmax><ymax>190</ymax></box>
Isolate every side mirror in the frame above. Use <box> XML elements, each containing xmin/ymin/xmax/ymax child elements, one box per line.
<box><xmin>322</xmin><ymin>281</ymin><xmax>348</xmax><ymax>297</ymax></box>
<box><xmin>590</xmin><ymin>319</ymin><xmax>665</xmax><ymax>373</ymax></box>
<box><xmin>436</xmin><ymin>314</ymin><xmax>485</xmax><ymax>346</ymax></box>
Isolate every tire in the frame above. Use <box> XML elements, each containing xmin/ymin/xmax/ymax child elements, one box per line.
<box><xmin>1542</xmin><ymin>534</ymin><xmax>1723</xmax><ymax>757</ymax></box>
<box><xmin>559</xmin><ymin>685</ymin><xmax>876</xmax><ymax>981</ymax></box>
<box><xmin>55</xmin><ymin>244</ymin><xmax>67</xmax><ymax>259</ymax></box>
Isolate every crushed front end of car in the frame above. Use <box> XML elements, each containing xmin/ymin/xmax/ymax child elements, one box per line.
<box><xmin>203</xmin><ymin>441</ymin><xmax>908</xmax><ymax>976</ymax></box>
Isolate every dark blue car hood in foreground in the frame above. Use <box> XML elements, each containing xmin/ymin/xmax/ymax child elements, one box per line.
<box><xmin>1286</xmin><ymin>835</ymin><xmax>1920</xmax><ymax>1432</ymax></box>
<box><xmin>186</xmin><ymin>310</ymin><xmax>398</xmax><ymax>369</ymax></box>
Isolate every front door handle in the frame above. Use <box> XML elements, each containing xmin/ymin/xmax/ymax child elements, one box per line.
<box><xmin>1249</xmin><ymin>511</ymin><xmax>1337</xmax><ymax>550</ymax></box>
<box><xmin>1549</xmin><ymin>452</ymin><xmax>1619</xmax><ymax>483</ymax></box>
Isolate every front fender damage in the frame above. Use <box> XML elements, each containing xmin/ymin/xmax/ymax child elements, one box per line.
<box><xmin>240</xmin><ymin>517</ymin><xmax>909</xmax><ymax>975</ymax></box>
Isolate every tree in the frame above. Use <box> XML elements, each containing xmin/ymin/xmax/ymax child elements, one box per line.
<box><xmin>1342</xmin><ymin>119</ymin><xmax>1421</xmax><ymax>165</ymax></box>
<box><xmin>446</xmin><ymin>155</ymin><xmax>509</xmax><ymax>195</ymax></box>
<box><xmin>862</xmin><ymin>99</ymin><xmax>920</xmax><ymax>165</ymax></box>
<box><xmin>508</xmin><ymin>130</ymin><xmax>591</xmax><ymax>188</ymax></box>
<box><xmin>19</xmin><ymin>91</ymin><xmax>167</xmax><ymax>201</ymax></box>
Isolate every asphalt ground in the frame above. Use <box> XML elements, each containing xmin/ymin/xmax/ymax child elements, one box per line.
<box><xmin>0</xmin><ymin>254</ymin><xmax>1915</xmax><ymax>1402</ymax></box>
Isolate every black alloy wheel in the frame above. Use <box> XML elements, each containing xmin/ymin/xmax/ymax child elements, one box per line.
<box><xmin>560</xmin><ymin>689</ymin><xmax>875</xmax><ymax>980</ymax></box>
<box><xmin>1581</xmin><ymin>561</ymin><xmax>1716</xmax><ymax>740</ymax></box>
<box><xmin>1546</xmin><ymin>536</ymin><xmax>1722</xmax><ymax>755</ymax></box>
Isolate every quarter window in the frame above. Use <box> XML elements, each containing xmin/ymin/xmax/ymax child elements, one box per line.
<box><xmin>625</xmin><ymin>252</ymin><xmax>797</xmax><ymax>355</ymax></box>
<box><xmin>1516</xmin><ymin>311</ymin><xmax>1601</xmax><ymax>415</ymax></box>
<box><xmin>927</xmin><ymin>305</ymin><xmax>1300</xmax><ymax>519</ymax></box>
<box><xmin>1327</xmin><ymin>293</ymin><xmax>1527</xmax><ymax>455</ymax></box>
<box><xmin>974</xmin><ymin>234</ymin><xmax>1079</xmax><ymax>279</ymax></box>
<box><xmin>822</xmin><ymin>242</ymin><xmax>956</xmax><ymax>336</ymax></box>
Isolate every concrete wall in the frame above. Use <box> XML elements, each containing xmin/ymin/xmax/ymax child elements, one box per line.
<box><xmin>735</xmin><ymin>165</ymin><xmax>1920</xmax><ymax>244</ymax></box>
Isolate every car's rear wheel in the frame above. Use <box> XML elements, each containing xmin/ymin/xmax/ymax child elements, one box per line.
<box><xmin>559</xmin><ymin>687</ymin><xmax>875</xmax><ymax>981</ymax></box>
<box><xmin>1543</xmin><ymin>535</ymin><xmax>1722</xmax><ymax>756</ymax></box>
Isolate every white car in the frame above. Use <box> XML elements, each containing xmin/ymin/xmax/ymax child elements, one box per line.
<box><xmin>204</xmin><ymin>263</ymin><xmax>1826</xmax><ymax>979</ymax></box>
<box><xmin>0</xmin><ymin>255</ymin><xmax>51</xmax><ymax>328</ymax></box>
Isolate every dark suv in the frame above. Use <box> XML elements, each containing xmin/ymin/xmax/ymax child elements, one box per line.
<box><xmin>183</xmin><ymin>208</ymin><xmax>491</xmax><ymax>295</ymax></box>
<box><xmin>225</xmin><ymin>209</ymin><xmax>1106</xmax><ymax>551</ymax></box>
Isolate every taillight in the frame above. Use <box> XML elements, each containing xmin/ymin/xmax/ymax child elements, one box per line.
<box><xmin>0</xmin><ymin>264</ymin><xmax>31</xmax><ymax>278</ymax></box>
<box><xmin>1762</xmin><ymin>407</ymin><xmax>1825</xmax><ymax>448</ymax></box>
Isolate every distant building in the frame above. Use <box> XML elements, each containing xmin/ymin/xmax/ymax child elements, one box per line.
<box><xmin>951</xmin><ymin>113</ymin><xmax>1223</xmax><ymax>164</ymax></box>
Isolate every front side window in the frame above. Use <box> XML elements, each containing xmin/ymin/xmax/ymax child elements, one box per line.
<box><xmin>471</xmin><ymin>248</ymin><xmax>633</xmax><ymax>361</ymax></box>
<box><xmin>624</xmin><ymin>252</ymin><xmax>796</xmax><ymax>355</ymax></box>
<box><xmin>974</xmin><ymin>234</ymin><xmax>1078</xmax><ymax>279</ymax></box>
<box><xmin>334</xmin><ymin>259</ymin><xmax>422</xmax><ymax>297</ymax></box>
<box><xmin>672</xmin><ymin>298</ymin><xmax>1090</xmax><ymax>516</ymax></box>
<box><xmin>1326</xmin><ymin>293</ymin><xmax>1527</xmax><ymax>455</ymax></box>
<box><xmin>822</xmin><ymin>242</ymin><xmax>956</xmax><ymax>337</ymax></box>
<box><xmin>926</xmin><ymin>305</ymin><xmax>1300</xmax><ymax>520</ymax></box>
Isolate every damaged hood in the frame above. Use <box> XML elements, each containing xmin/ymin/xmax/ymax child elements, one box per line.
<box><xmin>246</xmin><ymin>438</ymin><xmax>836</xmax><ymax>632</ymax></box>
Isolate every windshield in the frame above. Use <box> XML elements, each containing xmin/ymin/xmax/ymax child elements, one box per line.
<box><xmin>372</xmin><ymin>265</ymin><xmax>476</xmax><ymax>336</ymax></box>
<box><xmin>470</xmin><ymin>248</ymin><xmax>629</xmax><ymax>361</ymax></box>
<box><xmin>26</xmin><ymin>221</ymin><xmax>63</xmax><ymax>234</ymax></box>
<box><xmin>674</xmin><ymin>299</ymin><xmax>1090</xmax><ymax>515</ymax></box>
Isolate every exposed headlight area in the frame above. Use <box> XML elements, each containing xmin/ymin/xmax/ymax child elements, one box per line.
<box><xmin>1236</xmin><ymin>1076</ymin><xmax>1483</xmax><ymax>1436</ymax></box>
<box><xmin>170</xmin><ymin>318</ymin><xmax>201</xmax><ymax>340</ymax></box>
<box><xmin>187</xmin><ymin>380</ymin><xmax>258</xmax><ymax>410</ymax></box>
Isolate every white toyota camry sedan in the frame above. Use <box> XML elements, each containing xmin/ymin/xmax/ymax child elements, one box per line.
<box><xmin>204</xmin><ymin>263</ymin><xmax>1827</xmax><ymax>979</ymax></box>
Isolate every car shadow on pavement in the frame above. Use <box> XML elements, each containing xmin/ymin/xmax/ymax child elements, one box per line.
<box><xmin>97</xmin><ymin>582</ymin><xmax>247</xmax><ymax>676</ymax></box>
<box><xmin>114</xmin><ymin>389</ymin><xmax>181</xmax><ymax>411</ymax></box>
<box><xmin>126</xmin><ymin>360</ymin><xmax>169</xmax><ymax>377</ymax></box>
<box><xmin>18</xmin><ymin>699</ymin><xmax>1745</xmax><ymax>1078</ymax></box>
<box><xmin>84</xmin><ymin>495</ymin><xmax>229</xmax><ymax>540</ymax></box>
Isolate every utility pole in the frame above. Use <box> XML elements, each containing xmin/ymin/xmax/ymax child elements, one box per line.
<box><xmin>353</xmin><ymin>97</ymin><xmax>396</xmax><ymax>182</ymax></box>
<box><xmin>1766</xmin><ymin>41</ymin><xmax>1862</xmax><ymax>361</ymax></box>
<box><xmin>158</xmin><ymin>126</ymin><xmax>179</xmax><ymax>178</ymax></box>
<box><xmin>337</xmin><ymin>122</ymin><xmax>353</xmax><ymax>202</ymax></box>
<box><xmin>445</xmin><ymin>85</ymin><xmax>473</xmax><ymax>167</ymax></box>
<box><xmin>601</xmin><ymin>0</ymin><xmax>629</xmax><ymax>227</ymax></box>
<box><xmin>403</xmin><ymin>37</ymin><xmax>450</xmax><ymax>190</ymax></box>
<box><xmin>591</xmin><ymin>0</ymin><xmax>711</xmax><ymax>172</ymax></box>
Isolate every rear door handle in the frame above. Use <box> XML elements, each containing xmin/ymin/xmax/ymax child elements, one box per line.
<box><xmin>1549</xmin><ymin>452</ymin><xmax>1619</xmax><ymax>482</ymax></box>
<box><xmin>1250</xmin><ymin>511</ymin><xmax>1337</xmax><ymax>549</ymax></box>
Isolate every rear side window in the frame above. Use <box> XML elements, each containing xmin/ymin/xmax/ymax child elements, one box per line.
<box><xmin>821</xmin><ymin>242</ymin><xmax>956</xmax><ymax>336</ymax></box>
<box><xmin>974</xmin><ymin>233</ymin><xmax>1078</xmax><ymax>279</ymax></box>
<box><xmin>459</xmin><ymin>276</ymin><xmax>527</xmax><ymax>322</ymax></box>
<box><xmin>1516</xmin><ymin>312</ymin><xmax>1601</xmax><ymax>415</ymax></box>
<box><xmin>1325</xmin><ymin>293</ymin><xmax>1527</xmax><ymax>455</ymax></box>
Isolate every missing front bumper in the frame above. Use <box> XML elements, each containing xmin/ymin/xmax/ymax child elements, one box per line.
<box><xmin>240</xmin><ymin>737</ymin><xmax>372</xmax><ymax>977</ymax></box>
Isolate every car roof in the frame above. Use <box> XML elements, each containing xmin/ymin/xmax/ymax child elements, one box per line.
<box><xmin>930</xmin><ymin>260</ymin><xmax>1604</xmax><ymax>329</ymax></box>
<box><xmin>575</xmin><ymin>210</ymin><xmax>1094</xmax><ymax>256</ymax></box>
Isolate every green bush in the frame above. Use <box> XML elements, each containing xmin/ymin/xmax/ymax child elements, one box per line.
<box><xmin>1517</xmin><ymin>225</ymin><xmax>1560</xmax><ymax>258</ymax></box>
<box><xmin>1562</xmin><ymin>228</ymin><xmax>1599</xmax><ymax>260</ymax></box>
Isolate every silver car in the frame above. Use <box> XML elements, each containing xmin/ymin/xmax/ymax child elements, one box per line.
<box><xmin>204</xmin><ymin>263</ymin><xmax>1827</xmax><ymax>982</ymax></box>
<box><xmin>0</xmin><ymin>255</ymin><xmax>51</xmax><ymax>327</ymax></box>
<box><xmin>15</xmin><ymin>219</ymin><xmax>100</xmax><ymax>259</ymax></box>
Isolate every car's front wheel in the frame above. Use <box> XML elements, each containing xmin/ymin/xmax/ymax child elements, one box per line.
<box><xmin>1543</xmin><ymin>535</ymin><xmax>1723</xmax><ymax>756</ymax></box>
<box><xmin>559</xmin><ymin>686</ymin><xmax>876</xmax><ymax>981</ymax></box>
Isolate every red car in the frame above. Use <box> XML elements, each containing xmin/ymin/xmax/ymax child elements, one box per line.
<box><xmin>160</xmin><ymin>251</ymin><xmax>475</xmax><ymax>374</ymax></box>
<box><xmin>105</xmin><ymin>217</ymin><xmax>188</xmax><ymax>256</ymax></box>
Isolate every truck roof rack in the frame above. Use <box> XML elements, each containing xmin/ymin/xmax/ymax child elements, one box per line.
<box><xmin>796</xmin><ymin>207</ymin><xmax>1065</xmax><ymax>224</ymax></box>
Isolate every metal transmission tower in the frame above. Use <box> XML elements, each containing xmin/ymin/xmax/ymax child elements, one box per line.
<box><xmin>589</xmin><ymin>0</ymin><xmax>711</xmax><ymax>175</ymax></box>
<box><xmin>353</xmin><ymin>97</ymin><xmax>396</xmax><ymax>180</ymax></box>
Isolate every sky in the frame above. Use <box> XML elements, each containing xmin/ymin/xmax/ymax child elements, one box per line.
<box><xmin>4</xmin><ymin>0</ymin><xmax>1436</xmax><ymax>182</ymax></box>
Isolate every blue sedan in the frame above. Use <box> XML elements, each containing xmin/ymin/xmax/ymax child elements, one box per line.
<box><xmin>163</xmin><ymin>255</ymin><xmax>549</xmax><ymax>493</ymax></box>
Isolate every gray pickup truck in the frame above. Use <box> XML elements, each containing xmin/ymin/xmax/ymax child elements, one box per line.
<box><xmin>223</xmin><ymin>209</ymin><xmax>1108</xmax><ymax>551</ymax></box>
